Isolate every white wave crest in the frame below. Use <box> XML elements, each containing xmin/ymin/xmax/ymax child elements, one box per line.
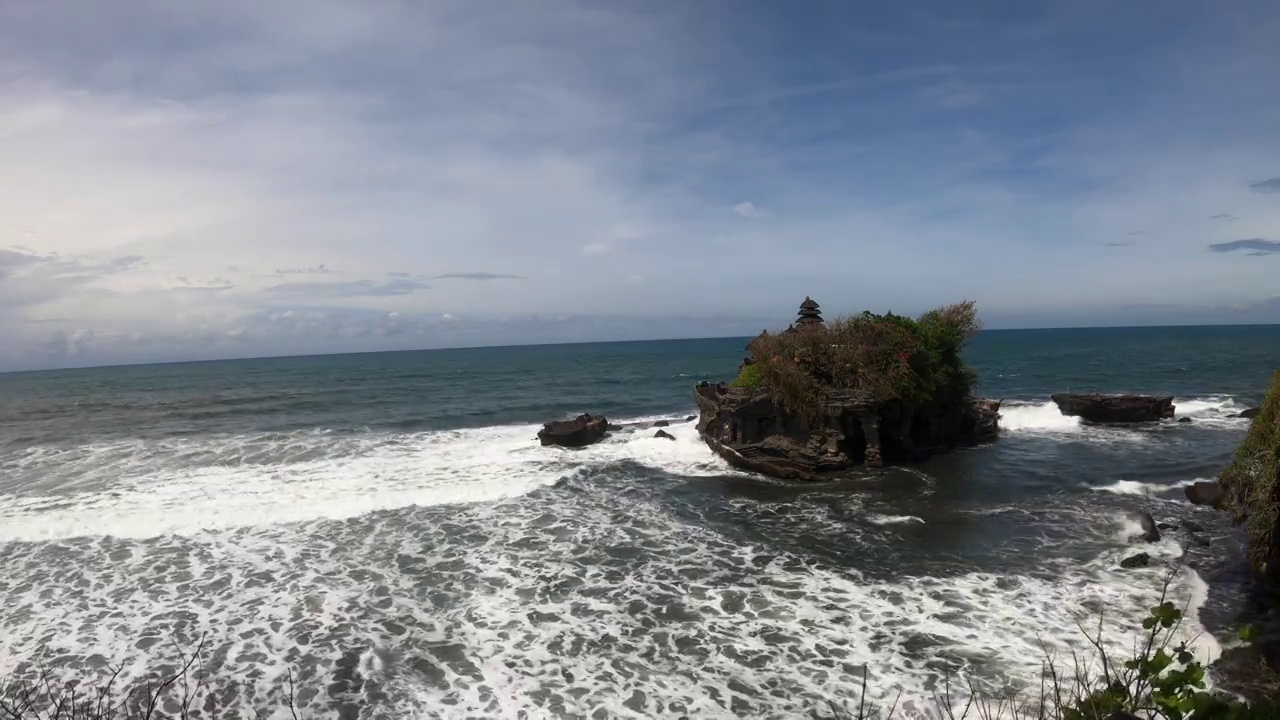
<box><xmin>1174</xmin><ymin>396</ymin><xmax>1242</xmax><ymax>417</ymax></box>
<box><xmin>0</xmin><ymin>419</ymin><xmax>727</xmax><ymax>542</ymax></box>
<box><xmin>1090</xmin><ymin>478</ymin><xmax>1200</xmax><ymax>496</ymax></box>
<box><xmin>999</xmin><ymin>401</ymin><xmax>1082</xmax><ymax>432</ymax></box>
<box><xmin>867</xmin><ymin>513</ymin><xmax>925</xmax><ymax>525</ymax></box>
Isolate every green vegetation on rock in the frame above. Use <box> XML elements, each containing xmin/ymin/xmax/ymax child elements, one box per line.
<box><xmin>745</xmin><ymin>300</ymin><xmax>982</xmax><ymax>420</ymax></box>
<box><xmin>729</xmin><ymin>363</ymin><xmax>764</xmax><ymax>389</ymax></box>
<box><xmin>1219</xmin><ymin>370</ymin><xmax>1280</xmax><ymax>576</ymax></box>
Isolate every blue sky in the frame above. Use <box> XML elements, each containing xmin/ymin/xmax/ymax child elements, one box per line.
<box><xmin>1</xmin><ymin>0</ymin><xmax>1278</xmax><ymax>370</ymax></box>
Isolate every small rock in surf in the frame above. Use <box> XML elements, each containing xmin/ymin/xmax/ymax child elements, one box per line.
<box><xmin>1120</xmin><ymin>553</ymin><xmax>1150</xmax><ymax>569</ymax></box>
<box><xmin>538</xmin><ymin>414</ymin><xmax>609</xmax><ymax>448</ymax></box>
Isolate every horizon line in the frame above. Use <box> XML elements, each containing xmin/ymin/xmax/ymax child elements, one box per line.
<box><xmin>1</xmin><ymin>322</ymin><xmax>1277</xmax><ymax>376</ymax></box>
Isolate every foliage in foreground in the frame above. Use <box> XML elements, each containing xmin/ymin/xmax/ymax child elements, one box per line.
<box><xmin>2</xmin><ymin>576</ymin><xmax>1269</xmax><ymax>719</ymax></box>
<box><xmin>0</xmin><ymin>636</ymin><xmax>302</xmax><ymax>720</ymax></box>
<box><xmin>739</xmin><ymin>300</ymin><xmax>982</xmax><ymax>420</ymax></box>
<box><xmin>1219</xmin><ymin>369</ymin><xmax>1280</xmax><ymax>577</ymax></box>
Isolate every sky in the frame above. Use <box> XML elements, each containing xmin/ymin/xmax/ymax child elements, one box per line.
<box><xmin>1</xmin><ymin>0</ymin><xmax>1278</xmax><ymax>370</ymax></box>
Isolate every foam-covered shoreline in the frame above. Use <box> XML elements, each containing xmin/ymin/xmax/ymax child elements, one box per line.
<box><xmin>0</xmin><ymin>406</ymin><xmax>1239</xmax><ymax>716</ymax></box>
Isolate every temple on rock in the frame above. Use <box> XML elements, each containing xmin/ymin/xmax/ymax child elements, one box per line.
<box><xmin>695</xmin><ymin>297</ymin><xmax>1000</xmax><ymax>480</ymax></box>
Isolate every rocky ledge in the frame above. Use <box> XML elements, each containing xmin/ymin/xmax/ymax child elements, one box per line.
<box><xmin>694</xmin><ymin>384</ymin><xmax>999</xmax><ymax>481</ymax></box>
<box><xmin>1051</xmin><ymin>393</ymin><xmax>1175</xmax><ymax>423</ymax></box>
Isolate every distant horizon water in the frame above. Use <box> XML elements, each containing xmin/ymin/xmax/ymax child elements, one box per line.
<box><xmin>4</xmin><ymin>321</ymin><xmax>1278</xmax><ymax>375</ymax></box>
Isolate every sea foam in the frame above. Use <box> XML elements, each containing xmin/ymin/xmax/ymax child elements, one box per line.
<box><xmin>998</xmin><ymin>401</ymin><xmax>1082</xmax><ymax>432</ymax></box>
<box><xmin>0</xmin><ymin>417</ymin><xmax>729</xmax><ymax>542</ymax></box>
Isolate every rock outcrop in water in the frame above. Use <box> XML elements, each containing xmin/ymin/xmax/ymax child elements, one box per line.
<box><xmin>538</xmin><ymin>413</ymin><xmax>609</xmax><ymax>447</ymax></box>
<box><xmin>1050</xmin><ymin>393</ymin><xmax>1175</xmax><ymax>423</ymax></box>
<box><xmin>693</xmin><ymin>297</ymin><xmax>997</xmax><ymax>480</ymax></box>
<box><xmin>694</xmin><ymin>384</ymin><xmax>999</xmax><ymax>480</ymax></box>
<box><xmin>1185</xmin><ymin>480</ymin><xmax>1226</xmax><ymax>509</ymax></box>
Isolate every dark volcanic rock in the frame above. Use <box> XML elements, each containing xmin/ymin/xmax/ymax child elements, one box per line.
<box><xmin>967</xmin><ymin>398</ymin><xmax>1002</xmax><ymax>443</ymax></box>
<box><xmin>1178</xmin><ymin>416</ymin><xmax>1192</xmax><ymax>424</ymax></box>
<box><xmin>1185</xmin><ymin>481</ymin><xmax>1226</xmax><ymax>509</ymax></box>
<box><xmin>1050</xmin><ymin>393</ymin><xmax>1175</xmax><ymax>423</ymax></box>
<box><xmin>1120</xmin><ymin>553</ymin><xmax>1151</xmax><ymax>569</ymax></box>
<box><xmin>652</xmin><ymin>420</ymin><xmax>670</xmax><ymax>427</ymax></box>
<box><xmin>606</xmin><ymin>423</ymin><xmax>623</xmax><ymax>431</ymax></box>
<box><xmin>1238</xmin><ymin>407</ymin><xmax>1261</xmax><ymax>420</ymax></box>
<box><xmin>1128</xmin><ymin>511</ymin><xmax>1161</xmax><ymax>542</ymax></box>
<box><xmin>654</xmin><ymin>429</ymin><xmax>675</xmax><ymax>441</ymax></box>
<box><xmin>538</xmin><ymin>414</ymin><xmax>609</xmax><ymax>448</ymax></box>
<box><xmin>685</xmin><ymin>415</ymin><xmax>696</xmax><ymax>422</ymax></box>
<box><xmin>693</xmin><ymin>384</ymin><xmax>1001</xmax><ymax>480</ymax></box>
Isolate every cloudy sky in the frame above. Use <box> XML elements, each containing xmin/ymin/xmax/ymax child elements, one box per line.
<box><xmin>2</xmin><ymin>0</ymin><xmax>1278</xmax><ymax>370</ymax></box>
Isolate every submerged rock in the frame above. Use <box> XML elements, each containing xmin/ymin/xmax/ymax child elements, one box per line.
<box><xmin>654</xmin><ymin>429</ymin><xmax>675</xmax><ymax>441</ymax></box>
<box><xmin>538</xmin><ymin>414</ymin><xmax>609</xmax><ymax>448</ymax></box>
<box><xmin>1050</xmin><ymin>393</ymin><xmax>1175</xmax><ymax>423</ymax></box>
<box><xmin>653</xmin><ymin>420</ymin><xmax>670</xmax><ymax>427</ymax></box>
<box><xmin>1185</xmin><ymin>481</ymin><xmax>1226</xmax><ymax>509</ymax></box>
<box><xmin>1120</xmin><ymin>553</ymin><xmax>1151</xmax><ymax>569</ymax></box>
<box><xmin>1178</xmin><ymin>416</ymin><xmax>1193</xmax><ymax>424</ymax></box>
<box><xmin>1238</xmin><ymin>407</ymin><xmax>1261</xmax><ymax>420</ymax></box>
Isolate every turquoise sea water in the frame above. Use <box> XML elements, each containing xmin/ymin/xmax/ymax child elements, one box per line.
<box><xmin>0</xmin><ymin>325</ymin><xmax>1277</xmax><ymax>717</ymax></box>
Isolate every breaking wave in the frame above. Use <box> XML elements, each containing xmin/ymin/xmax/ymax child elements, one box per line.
<box><xmin>999</xmin><ymin>396</ymin><xmax>1247</xmax><ymax>435</ymax></box>
<box><xmin>1090</xmin><ymin>478</ymin><xmax>1201</xmax><ymax>496</ymax></box>
<box><xmin>0</xmin><ymin>417</ymin><xmax>725</xmax><ymax>542</ymax></box>
<box><xmin>998</xmin><ymin>401</ymin><xmax>1082</xmax><ymax>432</ymax></box>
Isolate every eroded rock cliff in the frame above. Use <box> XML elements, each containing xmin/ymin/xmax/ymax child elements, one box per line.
<box><xmin>694</xmin><ymin>383</ymin><xmax>999</xmax><ymax>481</ymax></box>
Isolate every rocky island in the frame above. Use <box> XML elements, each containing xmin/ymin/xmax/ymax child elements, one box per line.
<box><xmin>693</xmin><ymin>298</ymin><xmax>1000</xmax><ymax>480</ymax></box>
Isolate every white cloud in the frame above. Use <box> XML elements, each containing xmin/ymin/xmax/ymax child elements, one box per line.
<box><xmin>732</xmin><ymin>201</ymin><xmax>763</xmax><ymax>219</ymax></box>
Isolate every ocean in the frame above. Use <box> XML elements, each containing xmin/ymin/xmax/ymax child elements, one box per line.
<box><xmin>1</xmin><ymin>325</ymin><xmax>1277</xmax><ymax>718</ymax></box>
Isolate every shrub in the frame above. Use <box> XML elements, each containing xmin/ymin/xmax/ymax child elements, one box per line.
<box><xmin>730</xmin><ymin>363</ymin><xmax>765</xmax><ymax>390</ymax></box>
<box><xmin>746</xmin><ymin>300</ymin><xmax>982</xmax><ymax>419</ymax></box>
<box><xmin>1219</xmin><ymin>370</ymin><xmax>1280</xmax><ymax>576</ymax></box>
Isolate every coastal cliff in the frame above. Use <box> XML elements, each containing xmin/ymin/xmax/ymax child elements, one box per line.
<box><xmin>693</xmin><ymin>298</ymin><xmax>999</xmax><ymax>479</ymax></box>
<box><xmin>1220</xmin><ymin>370</ymin><xmax>1280</xmax><ymax>576</ymax></box>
